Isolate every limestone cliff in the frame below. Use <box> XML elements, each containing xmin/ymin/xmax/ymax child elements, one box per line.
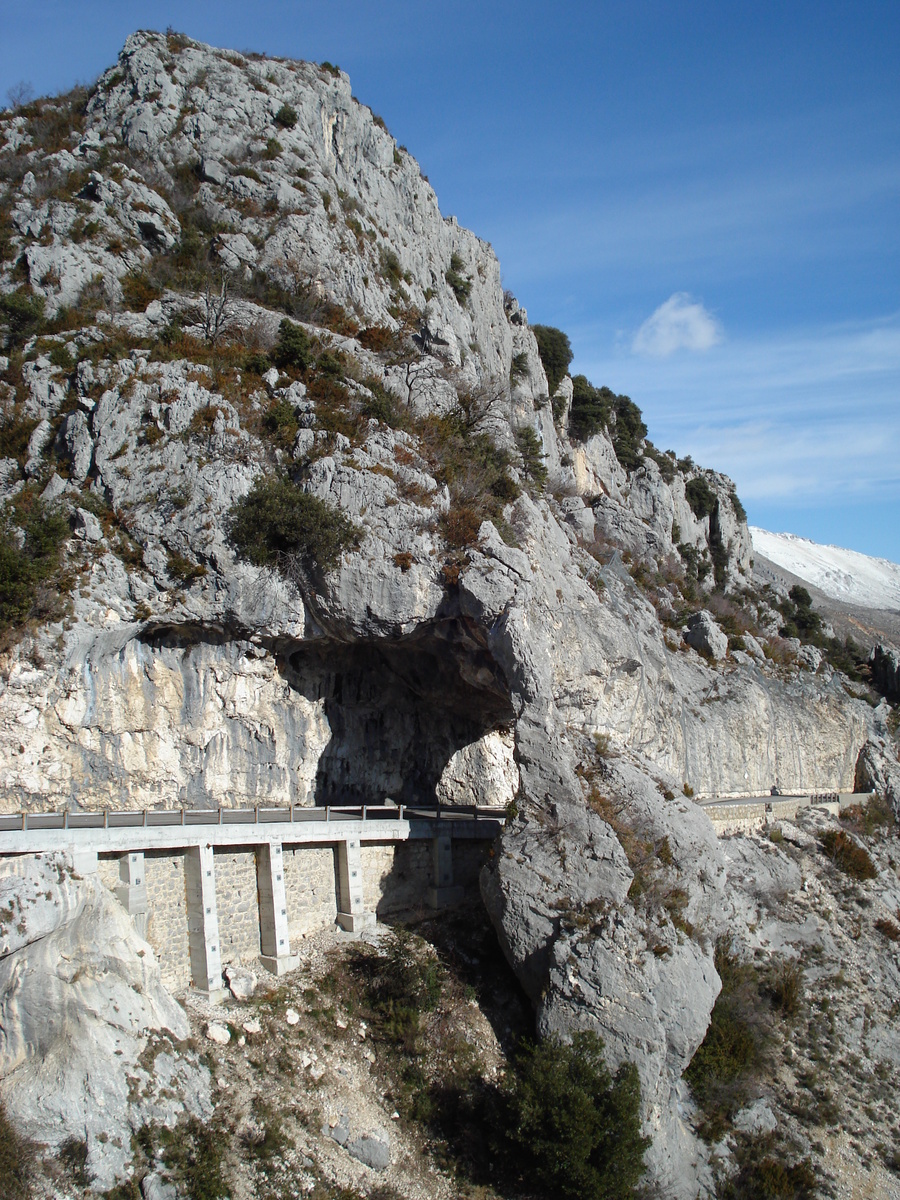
<box><xmin>0</xmin><ymin>30</ymin><xmax>897</xmax><ymax>1198</ymax></box>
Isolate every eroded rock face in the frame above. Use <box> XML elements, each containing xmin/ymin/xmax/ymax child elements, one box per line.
<box><xmin>482</xmin><ymin>757</ymin><xmax>727</xmax><ymax>1199</ymax></box>
<box><xmin>0</xmin><ymin>853</ymin><xmax>211</xmax><ymax>1189</ymax></box>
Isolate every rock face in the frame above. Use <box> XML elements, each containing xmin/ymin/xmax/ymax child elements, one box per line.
<box><xmin>482</xmin><ymin>757</ymin><xmax>727</xmax><ymax>1198</ymax></box>
<box><xmin>0</xmin><ymin>30</ymin><xmax>897</xmax><ymax>1197</ymax></box>
<box><xmin>0</xmin><ymin>853</ymin><xmax>211</xmax><ymax>1189</ymax></box>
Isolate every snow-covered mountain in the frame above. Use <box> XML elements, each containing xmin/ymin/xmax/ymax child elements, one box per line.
<box><xmin>751</xmin><ymin>528</ymin><xmax>900</xmax><ymax>611</ymax></box>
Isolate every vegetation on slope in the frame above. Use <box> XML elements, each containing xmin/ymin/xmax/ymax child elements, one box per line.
<box><xmin>0</xmin><ymin>490</ymin><xmax>71</xmax><ymax>638</ymax></box>
<box><xmin>229</xmin><ymin>474</ymin><xmax>361</xmax><ymax>578</ymax></box>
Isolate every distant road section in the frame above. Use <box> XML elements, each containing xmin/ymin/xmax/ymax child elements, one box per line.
<box><xmin>751</xmin><ymin>528</ymin><xmax>900</xmax><ymax>612</ymax></box>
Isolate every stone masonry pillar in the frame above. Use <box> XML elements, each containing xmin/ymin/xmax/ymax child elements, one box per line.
<box><xmin>427</xmin><ymin>833</ymin><xmax>464</xmax><ymax>908</ymax></box>
<box><xmin>184</xmin><ymin>845</ymin><xmax>224</xmax><ymax>1002</ymax></box>
<box><xmin>115</xmin><ymin>851</ymin><xmax>149</xmax><ymax>938</ymax></box>
<box><xmin>336</xmin><ymin>838</ymin><xmax>375</xmax><ymax>932</ymax></box>
<box><xmin>257</xmin><ymin>842</ymin><xmax>299</xmax><ymax>976</ymax></box>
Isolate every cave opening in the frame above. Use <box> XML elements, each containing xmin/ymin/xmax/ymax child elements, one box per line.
<box><xmin>281</xmin><ymin>616</ymin><xmax>517</xmax><ymax>807</ymax></box>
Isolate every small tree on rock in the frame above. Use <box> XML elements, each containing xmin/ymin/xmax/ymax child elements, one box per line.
<box><xmin>498</xmin><ymin>1030</ymin><xmax>649</xmax><ymax>1200</ymax></box>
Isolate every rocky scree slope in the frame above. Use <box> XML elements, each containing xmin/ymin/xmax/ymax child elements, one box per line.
<box><xmin>0</xmin><ymin>29</ymin><xmax>898</xmax><ymax>1198</ymax></box>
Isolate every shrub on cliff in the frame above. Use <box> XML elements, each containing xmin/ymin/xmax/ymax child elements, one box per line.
<box><xmin>0</xmin><ymin>493</ymin><xmax>70</xmax><ymax>634</ymax></box>
<box><xmin>685</xmin><ymin>937</ymin><xmax>772</xmax><ymax>1137</ymax></box>
<box><xmin>567</xmin><ymin>375</ymin><xmax>647</xmax><ymax>469</ymax></box>
<box><xmin>498</xmin><ymin>1031</ymin><xmax>649</xmax><ymax>1200</ymax></box>
<box><xmin>0</xmin><ymin>1100</ymin><xmax>36</xmax><ymax>1200</ymax></box>
<box><xmin>228</xmin><ymin>473</ymin><xmax>360</xmax><ymax>577</ymax></box>
<box><xmin>0</xmin><ymin>288</ymin><xmax>46</xmax><ymax>347</ymax></box>
<box><xmin>685</xmin><ymin>475</ymin><xmax>718</xmax><ymax>520</ymax></box>
<box><xmin>532</xmin><ymin>324</ymin><xmax>573</xmax><ymax>396</ymax></box>
<box><xmin>820</xmin><ymin>828</ymin><xmax>877</xmax><ymax>880</ymax></box>
<box><xmin>271</xmin><ymin>318</ymin><xmax>312</xmax><ymax>371</ymax></box>
<box><xmin>445</xmin><ymin>252</ymin><xmax>472</xmax><ymax>304</ymax></box>
<box><xmin>274</xmin><ymin>103</ymin><xmax>298</xmax><ymax>128</ymax></box>
<box><xmin>568</xmin><ymin>375</ymin><xmax>612</xmax><ymax>441</ymax></box>
<box><xmin>610</xmin><ymin>395</ymin><xmax>647</xmax><ymax>471</ymax></box>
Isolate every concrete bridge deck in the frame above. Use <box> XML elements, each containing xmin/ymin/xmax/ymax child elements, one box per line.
<box><xmin>0</xmin><ymin>802</ymin><xmax>506</xmax><ymax>1002</ymax></box>
<box><xmin>0</xmin><ymin>803</ymin><xmax>504</xmax><ymax>854</ymax></box>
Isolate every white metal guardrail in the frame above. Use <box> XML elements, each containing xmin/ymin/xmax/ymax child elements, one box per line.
<box><xmin>0</xmin><ymin>802</ymin><xmax>508</xmax><ymax>834</ymax></box>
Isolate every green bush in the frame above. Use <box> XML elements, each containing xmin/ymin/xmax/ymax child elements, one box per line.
<box><xmin>0</xmin><ymin>494</ymin><xmax>70</xmax><ymax>633</ymax></box>
<box><xmin>515</xmin><ymin>425</ymin><xmax>547</xmax><ymax>489</ymax></box>
<box><xmin>356</xmin><ymin>926</ymin><xmax>443</xmax><ymax>1050</ymax></box>
<box><xmin>262</xmin><ymin>397</ymin><xmax>300</xmax><ymax>448</ymax></box>
<box><xmin>643</xmin><ymin>443</ymin><xmax>676</xmax><ymax>483</ymax></box>
<box><xmin>166</xmin><ymin>551</ymin><xmax>206</xmax><ymax>585</ymax></box>
<box><xmin>789</xmin><ymin>584</ymin><xmax>812</xmax><ymax>609</ymax></box>
<box><xmin>610</xmin><ymin>395</ymin><xmax>647</xmax><ymax>470</ymax></box>
<box><xmin>274</xmin><ymin>103</ymin><xmax>298</xmax><ymax>128</ymax></box>
<box><xmin>568</xmin><ymin>375</ymin><xmax>612</xmax><ymax>441</ymax></box>
<box><xmin>685</xmin><ymin>937</ymin><xmax>771</xmax><ymax>1136</ymax></box>
<box><xmin>445</xmin><ymin>253</ymin><xmax>471</xmax><ymax>304</ymax></box>
<box><xmin>568</xmin><ymin>377</ymin><xmax>647</xmax><ymax>469</ymax></box>
<box><xmin>0</xmin><ymin>414</ymin><xmax>40</xmax><ymax>464</ymax></box>
<box><xmin>723</xmin><ymin>1137</ymin><xmax>817</xmax><ymax>1200</ymax></box>
<box><xmin>121</xmin><ymin>271</ymin><xmax>162</xmax><ymax>311</ymax></box>
<box><xmin>0</xmin><ymin>210</ymin><xmax>17</xmax><ymax>264</ymax></box>
<box><xmin>729</xmin><ymin>488</ymin><xmax>747</xmax><ymax>522</ymax></box>
<box><xmin>685</xmin><ymin>475</ymin><xmax>718</xmax><ymax>520</ymax></box>
<box><xmin>380</xmin><ymin>248</ymin><xmax>403</xmax><ymax>288</ymax></box>
<box><xmin>59</xmin><ymin>1136</ymin><xmax>91</xmax><ymax>1187</ymax></box>
<box><xmin>0</xmin><ymin>1100</ymin><xmax>36</xmax><ymax>1199</ymax></box>
<box><xmin>498</xmin><ymin>1031</ymin><xmax>649</xmax><ymax>1200</ymax></box>
<box><xmin>228</xmin><ymin>473</ymin><xmax>360</xmax><ymax>577</ymax></box>
<box><xmin>271</xmin><ymin>318</ymin><xmax>312</xmax><ymax>371</ymax></box>
<box><xmin>767</xmin><ymin>958</ymin><xmax>803</xmax><ymax>1018</ymax></box>
<box><xmin>158</xmin><ymin>1116</ymin><xmax>230</xmax><ymax>1200</ymax></box>
<box><xmin>0</xmin><ymin>289</ymin><xmax>46</xmax><ymax>346</ymax></box>
<box><xmin>532</xmin><ymin>324</ymin><xmax>573</xmax><ymax>396</ymax></box>
<box><xmin>509</xmin><ymin>350</ymin><xmax>529</xmax><ymax>383</ymax></box>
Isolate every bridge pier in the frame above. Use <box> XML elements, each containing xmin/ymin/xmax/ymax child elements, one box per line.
<box><xmin>427</xmin><ymin>833</ymin><xmax>464</xmax><ymax>909</ymax></box>
<box><xmin>115</xmin><ymin>851</ymin><xmax>148</xmax><ymax>939</ymax></box>
<box><xmin>184</xmin><ymin>845</ymin><xmax>225</xmax><ymax>1002</ymax></box>
<box><xmin>336</xmin><ymin>838</ymin><xmax>375</xmax><ymax>932</ymax></box>
<box><xmin>257</xmin><ymin>842</ymin><xmax>299</xmax><ymax>975</ymax></box>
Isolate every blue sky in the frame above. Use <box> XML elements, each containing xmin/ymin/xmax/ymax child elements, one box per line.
<box><xmin>3</xmin><ymin>2</ymin><xmax>899</xmax><ymax>558</ymax></box>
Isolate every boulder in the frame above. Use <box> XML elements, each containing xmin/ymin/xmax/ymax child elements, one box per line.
<box><xmin>199</xmin><ymin>157</ymin><xmax>227</xmax><ymax>185</ymax></box>
<box><xmin>141</xmin><ymin>1172</ymin><xmax>179</xmax><ymax>1200</ymax></box>
<box><xmin>347</xmin><ymin>1129</ymin><xmax>391</xmax><ymax>1171</ymax></box>
<box><xmin>684</xmin><ymin>610</ymin><xmax>728</xmax><ymax>660</ymax></box>
<box><xmin>224</xmin><ymin>965</ymin><xmax>257</xmax><ymax>1000</ymax></box>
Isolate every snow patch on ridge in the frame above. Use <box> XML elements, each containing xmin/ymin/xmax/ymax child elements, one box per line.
<box><xmin>751</xmin><ymin>527</ymin><xmax>900</xmax><ymax>611</ymax></box>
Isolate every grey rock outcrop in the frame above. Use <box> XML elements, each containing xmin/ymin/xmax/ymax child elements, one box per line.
<box><xmin>0</xmin><ymin>853</ymin><xmax>211</xmax><ymax>1189</ymax></box>
<box><xmin>483</xmin><ymin>756</ymin><xmax>726</xmax><ymax>1198</ymax></box>
<box><xmin>684</xmin><ymin>611</ymin><xmax>729</xmax><ymax>661</ymax></box>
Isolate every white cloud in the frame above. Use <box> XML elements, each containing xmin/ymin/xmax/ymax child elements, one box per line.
<box><xmin>632</xmin><ymin>292</ymin><xmax>723</xmax><ymax>357</ymax></box>
<box><xmin>575</xmin><ymin>310</ymin><xmax>900</xmax><ymax>513</ymax></box>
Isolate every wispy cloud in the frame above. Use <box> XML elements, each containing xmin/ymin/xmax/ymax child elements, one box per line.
<box><xmin>575</xmin><ymin>311</ymin><xmax>900</xmax><ymax>513</ymax></box>
<box><xmin>631</xmin><ymin>292</ymin><xmax>723</xmax><ymax>357</ymax></box>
